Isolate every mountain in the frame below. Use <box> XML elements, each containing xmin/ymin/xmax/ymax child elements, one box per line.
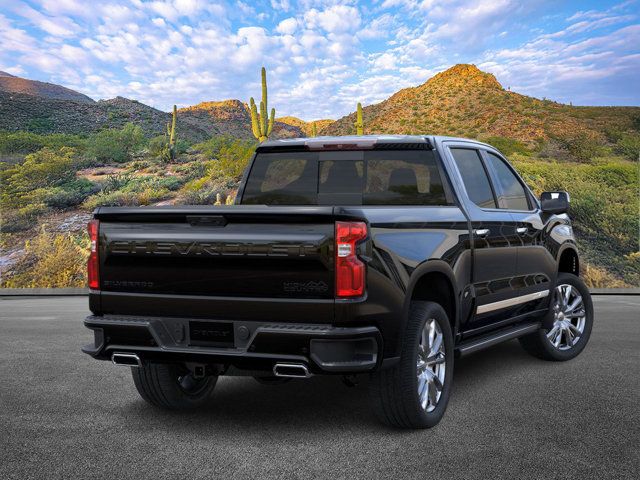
<box><xmin>179</xmin><ymin>100</ymin><xmax>303</xmax><ymax>140</ymax></box>
<box><xmin>0</xmin><ymin>73</ymin><xmax>94</xmax><ymax>103</ymax></box>
<box><xmin>0</xmin><ymin>73</ymin><xmax>302</xmax><ymax>141</ymax></box>
<box><xmin>276</xmin><ymin>116</ymin><xmax>334</xmax><ymax>136</ymax></box>
<box><xmin>322</xmin><ymin>64</ymin><xmax>639</xmax><ymax>146</ymax></box>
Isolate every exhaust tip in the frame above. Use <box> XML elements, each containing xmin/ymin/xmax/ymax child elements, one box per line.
<box><xmin>112</xmin><ymin>352</ymin><xmax>142</xmax><ymax>368</ymax></box>
<box><xmin>273</xmin><ymin>363</ymin><xmax>311</xmax><ymax>378</ymax></box>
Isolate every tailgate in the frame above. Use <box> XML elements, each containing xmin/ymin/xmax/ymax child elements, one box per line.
<box><xmin>93</xmin><ymin>206</ymin><xmax>338</xmax><ymax>318</ymax></box>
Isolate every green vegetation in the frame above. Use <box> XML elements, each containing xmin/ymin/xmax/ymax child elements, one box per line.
<box><xmin>249</xmin><ymin>67</ymin><xmax>275</xmax><ymax>142</ymax></box>
<box><xmin>1</xmin><ymin>63</ymin><xmax>638</xmax><ymax>288</ymax></box>
<box><xmin>513</xmin><ymin>156</ymin><xmax>639</xmax><ymax>286</ymax></box>
<box><xmin>193</xmin><ymin>136</ymin><xmax>255</xmax><ymax>178</ymax></box>
<box><xmin>0</xmin><ymin>227</ymin><xmax>88</xmax><ymax>288</ymax></box>
<box><xmin>0</xmin><ymin>131</ymin><xmax>87</xmax><ymax>155</ymax></box>
<box><xmin>482</xmin><ymin>136</ymin><xmax>531</xmax><ymax>156</ymax></box>
<box><xmin>87</xmin><ymin>123</ymin><xmax>145</xmax><ymax>163</ymax></box>
<box><xmin>614</xmin><ymin>132</ymin><xmax>640</xmax><ymax>160</ymax></box>
<box><xmin>166</xmin><ymin>104</ymin><xmax>177</xmax><ymax>162</ymax></box>
<box><xmin>0</xmin><ymin>147</ymin><xmax>99</xmax><ymax>232</ymax></box>
<box><xmin>355</xmin><ymin>102</ymin><xmax>364</xmax><ymax>135</ymax></box>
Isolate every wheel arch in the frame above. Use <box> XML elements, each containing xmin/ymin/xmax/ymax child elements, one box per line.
<box><xmin>401</xmin><ymin>260</ymin><xmax>459</xmax><ymax>346</ymax></box>
<box><xmin>557</xmin><ymin>243</ymin><xmax>580</xmax><ymax>277</ymax></box>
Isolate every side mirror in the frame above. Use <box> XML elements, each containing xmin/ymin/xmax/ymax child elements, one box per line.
<box><xmin>540</xmin><ymin>191</ymin><xmax>569</xmax><ymax>214</ymax></box>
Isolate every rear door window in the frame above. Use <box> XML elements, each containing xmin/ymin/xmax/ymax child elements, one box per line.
<box><xmin>450</xmin><ymin>148</ymin><xmax>497</xmax><ymax>208</ymax></box>
<box><xmin>364</xmin><ymin>151</ymin><xmax>446</xmax><ymax>205</ymax></box>
<box><xmin>484</xmin><ymin>152</ymin><xmax>530</xmax><ymax>211</ymax></box>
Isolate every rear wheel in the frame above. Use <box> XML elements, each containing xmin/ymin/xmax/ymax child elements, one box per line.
<box><xmin>369</xmin><ymin>301</ymin><xmax>454</xmax><ymax>429</ymax></box>
<box><xmin>132</xmin><ymin>363</ymin><xmax>217</xmax><ymax>410</ymax></box>
<box><xmin>519</xmin><ymin>272</ymin><xmax>594</xmax><ymax>361</ymax></box>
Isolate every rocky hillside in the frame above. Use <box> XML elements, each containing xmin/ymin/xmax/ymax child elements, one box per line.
<box><xmin>0</xmin><ymin>72</ymin><xmax>94</xmax><ymax>103</ymax></box>
<box><xmin>323</xmin><ymin>64</ymin><xmax>640</xmax><ymax>146</ymax></box>
<box><xmin>0</xmin><ymin>73</ymin><xmax>302</xmax><ymax>142</ymax></box>
<box><xmin>179</xmin><ymin>100</ymin><xmax>303</xmax><ymax>140</ymax></box>
<box><xmin>276</xmin><ymin>116</ymin><xmax>334</xmax><ymax>136</ymax></box>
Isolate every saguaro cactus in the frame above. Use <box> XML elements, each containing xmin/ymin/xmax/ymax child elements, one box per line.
<box><xmin>354</xmin><ymin>102</ymin><xmax>364</xmax><ymax>135</ymax></box>
<box><xmin>165</xmin><ymin>104</ymin><xmax>177</xmax><ymax>162</ymax></box>
<box><xmin>311</xmin><ymin>122</ymin><xmax>317</xmax><ymax>137</ymax></box>
<box><xmin>250</xmin><ymin>67</ymin><xmax>275</xmax><ymax>142</ymax></box>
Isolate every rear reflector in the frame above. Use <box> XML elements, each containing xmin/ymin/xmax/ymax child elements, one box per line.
<box><xmin>87</xmin><ymin>219</ymin><xmax>99</xmax><ymax>290</ymax></box>
<box><xmin>335</xmin><ymin>221</ymin><xmax>367</xmax><ymax>297</ymax></box>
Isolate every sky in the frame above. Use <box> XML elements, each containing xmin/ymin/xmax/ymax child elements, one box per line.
<box><xmin>0</xmin><ymin>0</ymin><xmax>638</xmax><ymax>120</ymax></box>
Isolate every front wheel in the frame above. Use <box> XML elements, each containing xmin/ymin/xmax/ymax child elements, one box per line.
<box><xmin>131</xmin><ymin>363</ymin><xmax>217</xmax><ymax>410</ymax></box>
<box><xmin>519</xmin><ymin>272</ymin><xmax>594</xmax><ymax>361</ymax></box>
<box><xmin>369</xmin><ymin>301</ymin><xmax>454</xmax><ymax>429</ymax></box>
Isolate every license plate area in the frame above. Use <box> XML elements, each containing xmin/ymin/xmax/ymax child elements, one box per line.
<box><xmin>189</xmin><ymin>321</ymin><xmax>235</xmax><ymax>347</ymax></box>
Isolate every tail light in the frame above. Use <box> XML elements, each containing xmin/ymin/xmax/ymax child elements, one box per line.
<box><xmin>87</xmin><ymin>219</ymin><xmax>99</xmax><ymax>289</ymax></box>
<box><xmin>335</xmin><ymin>221</ymin><xmax>367</xmax><ymax>297</ymax></box>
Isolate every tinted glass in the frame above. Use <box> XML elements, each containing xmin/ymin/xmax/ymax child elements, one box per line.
<box><xmin>485</xmin><ymin>152</ymin><xmax>530</xmax><ymax>210</ymax></box>
<box><xmin>364</xmin><ymin>151</ymin><xmax>446</xmax><ymax>205</ymax></box>
<box><xmin>242</xmin><ymin>152</ymin><xmax>317</xmax><ymax>205</ymax></box>
<box><xmin>242</xmin><ymin>150</ymin><xmax>449</xmax><ymax>205</ymax></box>
<box><xmin>450</xmin><ymin>148</ymin><xmax>496</xmax><ymax>208</ymax></box>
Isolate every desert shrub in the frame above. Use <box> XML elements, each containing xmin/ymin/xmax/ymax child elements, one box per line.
<box><xmin>194</xmin><ymin>136</ymin><xmax>255</xmax><ymax>178</ymax></box>
<box><xmin>0</xmin><ymin>131</ymin><xmax>87</xmax><ymax>154</ymax></box>
<box><xmin>173</xmin><ymin>162</ymin><xmax>206</xmax><ymax>181</ymax></box>
<box><xmin>101</xmin><ymin>173</ymin><xmax>133</xmax><ymax>193</ymax></box>
<box><xmin>0</xmin><ymin>228</ymin><xmax>88</xmax><ymax>288</ymax></box>
<box><xmin>148</xmin><ymin>135</ymin><xmax>168</xmax><ymax>158</ymax></box>
<box><xmin>36</xmin><ymin>179</ymin><xmax>99</xmax><ymax>209</ymax></box>
<box><xmin>87</xmin><ymin>123</ymin><xmax>145</xmax><ymax>163</ymax></box>
<box><xmin>615</xmin><ymin>133</ymin><xmax>640</xmax><ymax>160</ymax></box>
<box><xmin>82</xmin><ymin>191</ymin><xmax>139</xmax><ymax>209</ymax></box>
<box><xmin>26</xmin><ymin>117</ymin><xmax>54</xmax><ymax>133</ymax></box>
<box><xmin>483</xmin><ymin>136</ymin><xmax>530</xmax><ymax>156</ymax></box>
<box><xmin>0</xmin><ymin>147</ymin><xmax>76</xmax><ymax>209</ymax></box>
<box><xmin>83</xmin><ymin>184</ymin><xmax>171</xmax><ymax>209</ymax></box>
<box><xmin>0</xmin><ymin>203</ymin><xmax>47</xmax><ymax>233</ymax></box>
<box><xmin>553</xmin><ymin>131</ymin><xmax>602</xmax><ymax>162</ymax></box>
<box><xmin>581</xmin><ymin>263</ymin><xmax>629</xmax><ymax>288</ymax></box>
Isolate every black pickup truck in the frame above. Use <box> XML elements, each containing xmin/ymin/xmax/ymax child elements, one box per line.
<box><xmin>83</xmin><ymin>135</ymin><xmax>593</xmax><ymax>428</ymax></box>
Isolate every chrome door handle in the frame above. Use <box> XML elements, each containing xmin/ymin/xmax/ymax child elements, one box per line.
<box><xmin>474</xmin><ymin>228</ymin><xmax>490</xmax><ymax>237</ymax></box>
<box><xmin>516</xmin><ymin>227</ymin><xmax>528</xmax><ymax>235</ymax></box>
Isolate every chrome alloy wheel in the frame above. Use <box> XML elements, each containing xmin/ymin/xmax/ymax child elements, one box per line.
<box><xmin>547</xmin><ymin>284</ymin><xmax>586</xmax><ymax>351</ymax></box>
<box><xmin>417</xmin><ymin>318</ymin><xmax>446</xmax><ymax>412</ymax></box>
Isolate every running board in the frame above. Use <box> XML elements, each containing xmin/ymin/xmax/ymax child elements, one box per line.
<box><xmin>456</xmin><ymin>322</ymin><xmax>541</xmax><ymax>357</ymax></box>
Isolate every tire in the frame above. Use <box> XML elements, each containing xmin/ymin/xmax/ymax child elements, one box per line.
<box><xmin>519</xmin><ymin>272</ymin><xmax>594</xmax><ymax>361</ymax></box>
<box><xmin>131</xmin><ymin>363</ymin><xmax>217</xmax><ymax>410</ymax></box>
<box><xmin>369</xmin><ymin>301</ymin><xmax>454</xmax><ymax>429</ymax></box>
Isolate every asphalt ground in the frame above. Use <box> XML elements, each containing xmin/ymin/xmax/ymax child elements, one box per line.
<box><xmin>0</xmin><ymin>295</ymin><xmax>638</xmax><ymax>479</ymax></box>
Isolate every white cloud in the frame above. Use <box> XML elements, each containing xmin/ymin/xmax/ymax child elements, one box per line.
<box><xmin>304</xmin><ymin>5</ymin><xmax>361</xmax><ymax>33</ymax></box>
<box><xmin>371</xmin><ymin>52</ymin><xmax>397</xmax><ymax>70</ymax></box>
<box><xmin>270</xmin><ymin>0</ymin><xmax>291</xmax><ymax>11</ymax></box>
<box><xmin>13</xmin><ymin>2</ymin><xmax>80</xmax><ymax>37</ymax></box>
<box><xmin>276</xmin><ymin>17</ymin><xmax>298</xmax><ymax>35</ymax></box>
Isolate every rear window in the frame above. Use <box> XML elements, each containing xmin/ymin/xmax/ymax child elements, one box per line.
<box><xmin>242</xmin><ymin>150</ymin><xmax>450</xmax><ymax>206</ymax></box>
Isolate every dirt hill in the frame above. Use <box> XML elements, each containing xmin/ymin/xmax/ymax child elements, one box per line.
<box><xmin>179</xmin><ymin>100</ymin><xmax>303</xmax><ymax>140</ymax></box>
<box><xmin>276</xmin><ymin>116</ymin><xmax>334</xmax><ymax>136</ymax></box>
<box><xmin>322</xmin><ymin>64</ymin><xmax>639</xmax><ymax>146</ymax></box>
<box><xmin>0</xmin><ymin>73</ymin><xmax>94</xmax><ymax>104</ymax></box>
